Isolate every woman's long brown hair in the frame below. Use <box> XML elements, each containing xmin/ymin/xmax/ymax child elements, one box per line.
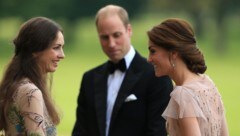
<box><xmin>0</xmin><ymin>17</ymin><xmax>62</xmax><ymax>130</ymax></box>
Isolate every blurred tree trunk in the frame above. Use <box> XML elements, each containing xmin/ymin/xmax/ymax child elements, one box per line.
<box><xmin>190</xmin><ymin>11</ymin><xmax>204</xmax><ymax>37</ymax></box>
<box><xmin>214</xmin><ymin>0</ymin><xmax>228</xmax><ymax>54</ymax></box>
<box><xmin>215</xmin><ymin>15</ymin><xmax>227</xmax><ymax>54</ymax></box>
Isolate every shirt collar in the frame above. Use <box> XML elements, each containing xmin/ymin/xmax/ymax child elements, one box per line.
<box><xmin>124</xmin><ymin>45</ymin><xmax>135</xmax><ymax>69</ymax></box>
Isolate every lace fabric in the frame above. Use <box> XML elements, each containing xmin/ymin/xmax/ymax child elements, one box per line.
<box><xmin>162</xmin><ymin>74</ymin><xmax>228</xmax><ymax>136</ymax></box>
<box><xmin>4</xmin><ymin>78</ymin><xmax>56</xmax><ymax>136</ymax></box>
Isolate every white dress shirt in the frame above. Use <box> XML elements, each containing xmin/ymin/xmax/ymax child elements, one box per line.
<box><xmin>105</xmin><ymin>46</ymin><xmax>135</xmax><ymax>136</ymax></box>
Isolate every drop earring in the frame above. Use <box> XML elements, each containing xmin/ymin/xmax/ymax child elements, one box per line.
<box><xmin>170</xmin><ymin>59</ymin><xmax>175</xmax><ymax>68</ymax></box>
<box><xmin>169</xmin><ymin>52</ymin><xmax>176</xmax><ymax>68</ymax></box>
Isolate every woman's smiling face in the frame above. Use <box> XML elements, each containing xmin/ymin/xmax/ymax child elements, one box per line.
<box><xmin>35</xmin><ymin>31</ymin><xmax>65</xmax><ymax>73</ymax></box>
<box><xmin>147</xmin><ymin>40</ymin><xmax>173</xmax><ymax>77</ymax></box>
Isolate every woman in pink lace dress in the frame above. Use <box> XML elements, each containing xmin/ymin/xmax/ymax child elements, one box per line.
<box><xmin>147</xmin><ymin>18</ymin><xmax>228</xmax><ymax>136</ymax></box>
<box><xmin>0</xmin><ymin>17</ymin><xmax>65</xmax><ymax>135</ymax></box>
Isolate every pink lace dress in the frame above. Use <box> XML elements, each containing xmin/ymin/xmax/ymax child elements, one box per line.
<box><xmin>162</xmin><ymin>74</ymin><xmax>228</xmax><ymax>136</ymax></box>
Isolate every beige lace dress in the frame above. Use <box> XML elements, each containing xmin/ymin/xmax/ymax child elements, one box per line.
<box><xmin>162</xmin><ymin>74</ymin><xmax>228</xmax><ymax>136</ymax></box>
<box><xmin>4</xmin><ymin>78</ymin><xmax>56</xmax><ymax>136</ymax></box>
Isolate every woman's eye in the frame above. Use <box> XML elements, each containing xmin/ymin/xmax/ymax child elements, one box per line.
<box><xmin>53</xmin><ymin>44</ymin><xmax>62</xmax><ymax>50</ymax></box>
<box><xmin>150</xmin><ymin>49</ymin><xmax>155</xmax><ymax>54</ymax></box>
<box><xmin>53</xmin><ymin>46</ymin><xmax>60</xmax><ymax>50</ymax></box>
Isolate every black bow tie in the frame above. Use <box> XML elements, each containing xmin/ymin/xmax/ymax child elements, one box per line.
<box><xmin>108</xmin><ymin>58</ymin><xmax>126</xmax><ymax>74</ymax></box>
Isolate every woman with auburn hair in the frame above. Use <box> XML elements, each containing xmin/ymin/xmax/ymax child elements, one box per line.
<box><xmin>147</xmin><ymin>18</ymin><xmax>228</xmax><ymax>136</ymax></box>
<box><xmin>0</xmin><ymin>17</ymin><xmax>65</xmax><ymax>135</ymax></box>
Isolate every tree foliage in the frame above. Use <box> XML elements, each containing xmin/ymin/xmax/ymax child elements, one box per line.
<box><xmin>1</xmin><ymin>0</ymin><xmax>239</xmax><ymax>52</ymax></box>
<box><xmin>0</xmin><ymin>0</ymin><xmax>147</xmax><ymax>20</ymax></box>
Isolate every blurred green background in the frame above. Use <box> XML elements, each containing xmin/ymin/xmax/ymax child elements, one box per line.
<box><xmin>0</xmin><ymin>0</ymin><xmax>240</xmax><ymax>135</ymax></box>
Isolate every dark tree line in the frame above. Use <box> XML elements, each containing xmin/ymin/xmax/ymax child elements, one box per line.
<box><xmin>0</xmin><ymin>0</ymin><xmax>146</xmax><ymax>21</ymax></box>
<box><xmin>0</xmin><ymin>0</ymin><xmax>147</xmax><ymax>47</ymax></box>
<box><xmin>1</xmin><ymin>0</ymin><xmax>239</xmax><ymax>53</ymax></box>
<box><xmin>148</xmin><ymin>0</ymin><xmax>240</xmax><ymax>53</ymax></box>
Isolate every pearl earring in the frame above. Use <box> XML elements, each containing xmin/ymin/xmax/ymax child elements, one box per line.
<box><xmin>170</xmin><ymin>60</ymin><xmax>175</xmax><ymax>68</ymax></box>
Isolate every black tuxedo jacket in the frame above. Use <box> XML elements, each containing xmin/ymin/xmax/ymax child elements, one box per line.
<box><xmin>72</xmin><ymin>52</ymin><xmax>173</xmax><ymax>136</ymax></box>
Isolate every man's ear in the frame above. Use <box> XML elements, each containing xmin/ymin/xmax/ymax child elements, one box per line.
<box><xmin>127</xmin><ymin>24</ymin><xmax>133</xmax><ymax>36</ymax></box>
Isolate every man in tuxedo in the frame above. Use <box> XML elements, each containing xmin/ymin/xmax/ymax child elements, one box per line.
<box><xmin>72</xmin><ymin>4</ymin><xmax>173</xmax><ymax>136</ymax></box>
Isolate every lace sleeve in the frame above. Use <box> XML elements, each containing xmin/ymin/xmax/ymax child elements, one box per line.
<box><xmin>17</xmin><ymin>84</ymin><xmax>45</xmax><ymax>135</ymax></box>
<box><xmin>162</xmin><ymin>86</ymin><xmax>206</xmax><ymax>120</ymax></box>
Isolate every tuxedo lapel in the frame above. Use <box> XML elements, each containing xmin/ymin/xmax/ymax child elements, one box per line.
<box><xmin>94</xmin><ymin>64</ymin><xmax>109</xmax><ymax>136</ymax></box>
<box><xmin>109</xmin><ymin>53</ymin><xmax>145</xmax><ymax>130</ymax></box>
<box><xmin>110</xmin><ymin>68</ymin><xmax>142</xmax><ymax>123</ymax></box>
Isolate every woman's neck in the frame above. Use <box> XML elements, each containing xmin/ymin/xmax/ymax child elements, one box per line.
<box><xmin>170</xmin><ymin>63</ymin><xmax>199</xmax><ymax>86</ymax></box>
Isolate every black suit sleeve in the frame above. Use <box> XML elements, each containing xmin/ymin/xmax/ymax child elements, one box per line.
<box><xmin>146</xmin><ymin>75</ymin><xmax>173</xmax><ymax>136</ymax></box>
<box><xmin>72</xmin><ymin>74</ymin><xmax>88</xmax><ymax>136</ymax></box>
